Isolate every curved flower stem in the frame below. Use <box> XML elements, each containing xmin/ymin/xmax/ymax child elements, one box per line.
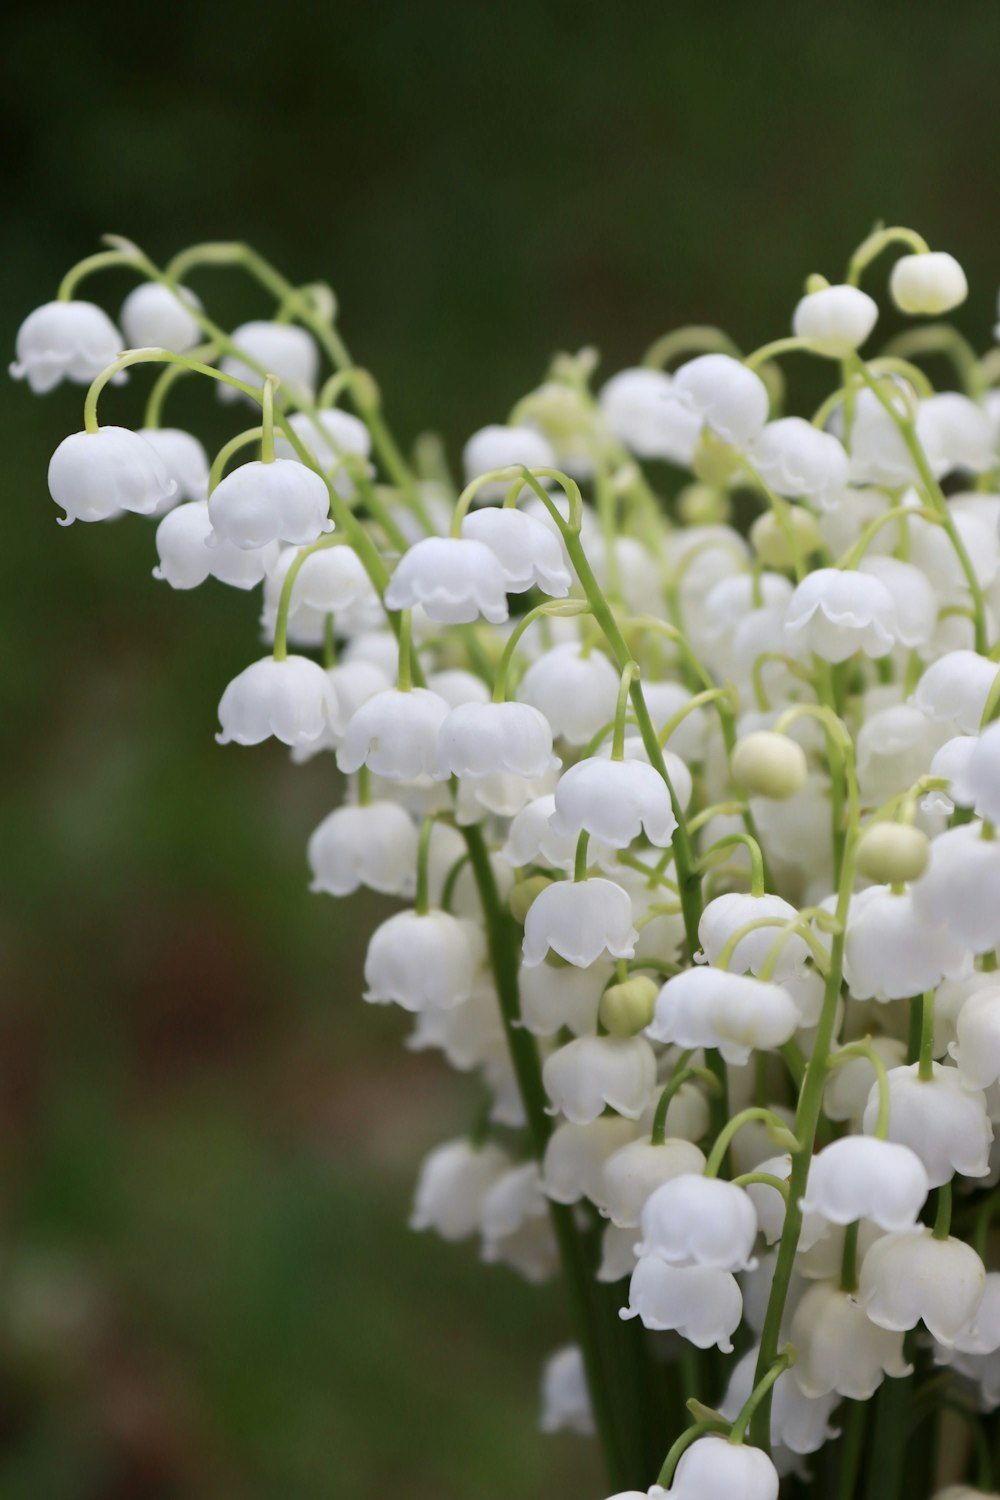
<box><xmin>57</xmin><ymin>247</ymin><xmax>144</xmax><ymax>299</ymax></box>
<box><xmin>491</xmin><ymin>599</ymin><xmax>591</xmax><ymax>703</ymax></box>
<box><xmin>882</xmin><ymin>324</ymin><xmax>985</xmax><ymax>399</ymax></box>
<box><xmin>649</xmin><ymin>1056</ymin><xmax>722</xmax><ymax>1145</ymax></box>
<box><xmin>143</xmin><ymin>342</ymin><xmax>218</xmax><ymax>427</ymax></box>
<box><xmin>729</xmin><ymin>1349</ymin><xmax>794</xmax><ymax>1444</ymax></box>
<box><xmin>827</xmin><ymin>1039</ymin><xmax>892</xmax><ymax>1137</ymax></box>
<box><xmin>695</xmin><ymin>834</ymin><xmax>766</xmax><ymax>898</ymax></box>
<box><xmin>612</xmin><ymin>662</ymin><xmax>640</xmax><ymax>760</ymax></box>
<box><xmin>209</xmin><ymin>428</ymin><xmax>264</xmax><ymax>493</ymax></box>
<box><xmin>704</xmin><ymin>1107</ymin><xmax>798</xmax><ymax>1178</ymax></box>
<box><xmin>846</xmin><ymin>225</ymin><xmax>930</xmax><ymax>286</ymax></box>
<box><xmin>643</xmin><ymin>325</ymin><xmax>742</xmax><ymax>369</ymax></box>
<box><xmin>272</xmin><ymin>536</ymin><xmax>344</xmax><ymax>662</ymax></box>
<box><xmin>655</xmin><ymin>1416</ymin><xmax>731</xmax><ymax>1487</ymax></box>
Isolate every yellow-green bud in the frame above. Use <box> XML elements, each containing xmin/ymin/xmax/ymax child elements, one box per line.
<box><xmin>509</xmin><ymin>874</ymin><xmax>553</xmax><ymax>925</ymax></box>
<box><xmin>749</xmin><ymin>506</ymin><xmax>823</xmax><ymax>569</ymax></box>
<box><xmin>855</xmin><ymin>822</ymin><xmax>930</xmax><ymax>885</ymax></box>
<box><xmin>691</xmin><ymin>430</ymin><xmax>741</xmax><ymax>486</ymax></box>
<box><xmin>677</xmin><ymin>482</ymin><xmax>731</xmax><ymax>527</ymax></box>
<box><xmin>599</xmin><ymin>975</ymin><xmax>659</xmax><ymax>1037</ymax></box>
<box><xmin>731</xmin><ymin>731</ymin><xmax>808</xmax><ymax>799</ymax></box>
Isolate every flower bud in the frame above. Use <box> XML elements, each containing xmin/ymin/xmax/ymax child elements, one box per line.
<box><xmin>120</xmin><ymin>281</ymin><xmax>202</xmax><ymax>353</ymax></box>
<box><xmin>676</xmin><ymin>482</ymin><xmax>731</xmax><ymax>527</ymax></box>
<box><xmin>890</xmin><ymin>251</ymin><xmax>968</xmax><ymax>315</ymax></box>
<box><xmin>599</xmin><ymin>975</ymin><xmax>658</xmax><ymax>1037</ymax></box>
<box><xmin>855</xmin><ymin>821</ymin><xmax>929</xmax><ymax>884</ymax></box>
<box><xmin>731</xmin><ymin>731</ymin><xmax>808</xmax><ymax>800</ymax></box>
<box><xmin>509</xmin><ymin>874</ymin><xmax>553</xmax><ymax>925</ymax></box>
<box><xmin>792</xmin><ymin>283</ymin><xmax>878</xmax><ymax>356</ymax></box>
<box><xmin>749</xmin><ymin>505</ymin><xmax>823</xmax><ymax>568</ymax></box>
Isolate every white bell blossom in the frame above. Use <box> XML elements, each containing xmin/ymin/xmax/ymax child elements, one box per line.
<box><xmin>273</xmin><ymin>409</ymin><xmax>372</xmax><ymax>496</ymax></box>
<box><xmin>857</xmin><ymin>1229</ymin><xmax>986</xmax><ymax>1345</ymax></box>
<box><xmin>748</xmin><ymin>417</ymin><xmax>848</xmax><ymax>508</ymax></box>
<box><xmin>480</xmin><ymin>1162</ymin><xmax>558</xmax><ymax>1283</ymax></box>
<box><xmin>862</xmin><ymin>1062</ymin><xmax>992</xmax><ymax>1187</ymax></box>
<box><xmin>792</xmin><ymin>282</ymin><xmax>878</xmax><ymax>355</ymax></box>
<box><xmin>542</xmin><ymin>1117</ymin><xmax>640</xmax><ymax>1205</ymax></box>
<box><xmin>912</xmin><ymin>650</ymin><xmax>999</xmax><ymax>733</ymax></box>
<box><xmin>911</xmin><ymin>823</ymin><xmax>1000</xmax><ymax>953</ymax></box>
<box><xmin>672</xmin><ymin>353</ymin><xmax>770</xmax><ymax>449</ymax></box>
<box><xmin>890</xmin><ymin>251</ymin><xmax>968</xmax><ymax>314</ymax></box>
<box><xmin>208</xmin><ymin>457</ymin><xmax>332</xmax><ymax>549</ymax></box>
<box><xmin>598</xmin><ymin>367</ymin><xmax>702</xmax><ymax>463</ymax></box>
<box><xmin>844</xmin><ymin>884</ymin><xmax>970</xmax><ymax>1002</ymax></box>
<box><xmin>636</xmin><ymin>1174</ymin><xmax>759</xmax><ymax>1271</ymax></box>
<box><xmin>437</xmin><ymin>701</ymin><xmax>558</xmax><ymax>780</ymax></box>
<box><xmin>697</xmin><ymin>891</ymin><xmax>809</xmax><ymax>979</ymax></box>
<box><xmin>549</xmin><ymin>757</ymin><xmax>677</xmax><ymax>849</ymax></box>
<box><xmin>409</xmin><ymin>1139</ymin><xmax>511</xmax><ymax>1241</ymax></box>
<box><xmin>120</xmin><ymin>281</ymin><xmax>202</xmax><ymax>352</ymax></box>
<box><xmin>385</xmin><ymin>536</ymin><xmax>509</xmax><ymax>625</ymax></box>
<box><xmin>799</xmin><ymin>1135</ymin><xmax>930</xmax><ymax>1232</ymax></box>
<box><xmin>916</xmin><ymin>392</ymin><xmax>995</xmax><ymax>477</ymax></box>
<box><xmin>364</xmin><ymin>909</ymin><xmax>484</xmax><ymax>1012</ymax></box>
<box><xmin>216</xmin><ymin>655</ymin><xmax>339</xmax><ymax>748</ymax></box>
<box><xmin>719</xmin><ymin>1345</ymin><xmax>838</xmax><ymax>1456</ymax></box>
<box><xmin>539</xmin><ymin>1345</ymin><xmax>594</xmax><ymax>1436</ymax></box>
<box><xmin>337</xmin><ymin>687</ymin><xmax>450</xmax><ymax>781</ymax></box>
<box><xmin>620</xmin><ymin>1258</ymin><xmax>743</xmax><ymax>1351</ymax></box>
<box><xmin>950</xmin><ymin>720</ymin><xmax>1000</xmax><ymax>823</ymax></box>
<box><xmin>542</xmin><ymin>1035</ymin><xmax>657</xmax><ymax>1124</ymax></box>
<box><xmin>516</xmin><ymin>642</ymin><xmax>622</xmax><ymax>746</ymax></box>
<box><xmin>522</xmin><ymin>878</ymin><xmax>638</xmax><ymax>968</ymax></box>
<box><xmin>783</xmin><ymin>568</ymin><xmax>897</xmax><ymax>662</ymax></box>
<box><xmin>518</xmin><ymin>958</ymin><xmax>611</xmax><ymax>1037</ymax></box>
<box><xmin>647</xmin><ymin>968</ymin><xmax>800</xmax><ymax>1065</ymax></box>
<box><xmin>461</xmin><ymin>507</ymin><xmax>571</xmax><ymax>595</ymax></box>
<box><xmin>218</xmin><ymin>319</ymin><xmax>320</xmax><ymax>403</ymax></box>
<box><xmin>307</xmin><ymin>801</ymin><xmax>417</xmax><ymax>897</ymax></box>
<box><xmin>138</xmin><ymin>427</ymin><xmax>210</xmax><ymax>507</ymax></box>
<box><xmin>664</xmin><ymin>1435</ymin><xmax>779</xmax><ymax>1500</ymax></box>
<box><xmin>950</xmin><ymin>982</ymin><xmax>1000</xmax><ymax>1089</ymax></box>
<box><xmin>12</xmin><ymin>299</ymin><xmax>123</xmax><ymax>392</ymax></box>
<box><xmin>790</xmin><ymin>1281</ymin><xmax>911</xmax><ymax>1399</ymax></box>
<box><xmin>461</xmin><ymin>423</ymin><xmax>556</xmax><ymax>494</ymax></box>
<box><xmin>598</xmin><ymin>1138</ymin><xmax>707</xmax><ymax>1227</ymax></box>
<box><xmin>48</xmin><ymin>426</ymin><xmax>177</xmax><ymax>525</ymax></box>
<box><xmin>154</xmin><ymin>500</ymin><xmax>277</xmax><ymax>590</ymax></box>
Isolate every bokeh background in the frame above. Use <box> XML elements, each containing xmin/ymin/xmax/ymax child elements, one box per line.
<box><xmin>4</xmin><ymin>3</ymin><xmax>1000</xmax><ymax>1495</ymax></box>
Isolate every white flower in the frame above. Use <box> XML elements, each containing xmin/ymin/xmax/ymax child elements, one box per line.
<box><xmin>620</xmin><ymin>1259</ymin><xmax>742</xmax><ymax>1351</ymax></box>
<box><xmin>385</xmin><ymin>536</ymin><xmax>509</xmax><ymax>625</ymax></box>
<box><xmin>856</xmin><ymin>704</ymin><xmax>948</xmax><ymax>805</ymax></box>
<box><xmin>799</xmin><ymin>1135</ymin><xmax>929</xmax><ymax>1231</ymax></box>
<box><xmin>749</xmin><ymin>417</ymin><xmax>848</xmax><ymax>508</ymax></box>
<box><xmin>598</xmin><ymin>1224</ymin><xmax>641</xmax><ymax>1284</ymax></box>
<box><xmin>273</xmin><ymin>409</ymin><xmax>372</xmax><ymax>496</ymax></box>
<box><xmin>462</xmin><ymin>424</ymin><xmax>556</xmax><ymax>495</ymax></box>
<box><xmin>516</xmin><ymin>643</ymin><xmax>621</xmax><ymax>746</ymax></box>
<box><xmin>783</xmin><ymin>567</ymin><xmax>897</xmax><ymax>662</ymax></box>
<box><xmin>598</xmin><ymin>1138</ymin><xmax>707</xmax><ymax>1227</ymax></box>
<box><xmin>153</xmin><ymin>501</ymin><xmax>277</xmax><ymax>590</ymax></box>
<box><xmin>426</xmin><ymin>670</ymin><xmax>491</xmax><ymax>709</ymax></box>
<box><xmin>636</xmin><ymin>1174</ymin><xmax>758</xmax><ymax>1271</ymax></box>
<box><xmin>912</xmin><ymin>651</ymin><xmax>999</xmax><ymax>733</ymax></box>
<box><xmin>409</xmin><ymin>1139</ymin><xmax>511</xmax><ymax>1241</ymax></box>
<box><xmin>823</xmin><ymin>1037</ymin><xmax>908</xmax><ymax>1127</ymax></box>
<box><xmin>858</xmin><ymin>1229</ymin><xmax>986</xmax><ymax>1345</ymax></box>
<box><xmin>597</xmin><ymin>367</ymin><xmax>702</xmax><ymax>464</ymax></box>
<box><xmin>307</xmin><ymin>801</ymin><xmax>417</xmax><ymax>897</ymax></box>
<box><xmin>863</xmin><ymin>1062</ymin><xmax>993</xmax><ymax>1187</ymax></box>
<box><xmin>542</xmin><ymin>1117</ymin><xmax>639</xmax><ymax>1205</ymax></box>
<box><xmin>218</xmin><ymin>320</ymin><xmax>319</xmax><ymax>403</ymax></box>
<box><xmin>844</xmin><ymin>885</ymin><xmax>970</xmax><ymax>1002</ymax></box>
<box><xmin>480</xmin><ymin>1162</ymin><xmax>558</xmax><ymax>1282</ymax></box>
<box><xmin>857</xmin><ymin>556</ymin><xmax>938</xmax><ymax>649</ymax></box>
<box><xmin>48</xmin><ymin>426</ymin><xmax>176</xmax><ymax>525</ymax></box>
<box><xmin>665</xmin><ymin>1435</ymin><xmax>779</xmax><ymax>1500</ymax></box>
<box><xmin>522</xmin><ymin>878</ymin><xmax>638</xmax><ymax>967</ymax></box>
<box><xmin>542</xmin><ymin>1035</ymin><xmax>657</xmax><ymax>1124</ymax></box>
<box><xmin>697</xmin><ymin>892</ymin><xmax>809</xmax><ymax>980</ymax></box>
<box><xmin>437</xmin><ymin>701</ymin><xmax>558</xmax><ymax>780</ymax></box>
<box><xmin>911</xmin><ymin>823</ymin><xmax>1000</xmax><ymax>954</ymax></box>
<box><xmin>262</xmin><ymin>544</ymin><xmax>381</xmax><ymax>640</ymax></box>
<box><xmin>550</xmin><ymin>757</ymin><xmax>677</xmax><ymax>849</ymax></box>
<box><xmin>364</xmin><ymin>909</ymin><xmax>484</xmax><ymax>1011</ymax></box>
<box><xmin>951</xmin><ymin>721</ymin><xmax>1000</xmax><ymax>823</ymax></box>
<box><xmin>337</xmin><ymin>688</ymin><xmax>451</xmax><ymax>781</ymax></box>
<box><xmin>208</xmin><ymin>458</ymin><xmax>332</xmax><ymax>549</ymax></box>
<box><xmin>11</xmin><ymin>300</ymin><xmax>123</xmax><ymax>392</ymax></box>
<box><xmin>720</xmin><ymin>1345</ymin><xmax>838</xmax><ymax>1457</ymax></box>
<box><xmin>790</xmin><ymin>1281</ymin><xmax>911</xmax><ymax>1399</ymax></box>
<box><xmin>847</xmin><ymin>388</ymin><xmax>919</xmax><ymax>487</ymax></box>
<box><xmin>792</xmin><ymin>283</ymin><xmax>878</xmax><ymax>356</ymax></box>
<box><xmin>539</xmin><ymin>1346</ymin><xmax>593</xmax><ymax>1436</ymax></box>
<box><xmin>518</xmin><ymin>959</ymin><xmax>611</xmax><ymax>1037</ymax></box>
<box><xmin>461</xmin><ymin>508</ymin><xmax>571</xmax><ymax>595</ymax></box>
<box><xmin>641</xmin><ymin>682</ymin><xmax>709</xmax><ymax>762</ymax></box>
<box><xmin>138</xmin><ymin>428</ymin><xmax>210</xmax><ymax>506</ymax></box>
<box><xmin>503</xmin><ymin>795</ymin><xmax>598</xmax><ymax>872</ymax></box>
<box><xmin>950</xmin><ymin>982</ymin><xmax>1000</xmax><ymax>1089</ymax></box>
<box><xmin>647</xmin><ymin>968</ymin><xmax>800</xmax><ymax>1065</ymax></box>
<box><xmin>120</xmin><ymin>282</ymin><xmax>202</xmax><ymax>352</ymax></box>
<box><xmin>917</xmin><ymin>393</ymin><xmax>995</xmax><ymax>477</ymax></box>
<box><xmin>890</xmin><ymin>251</ymin><xmax>968</xmax><ymax>315</ymax></box>
<box><xmin>673</xmin><ymin>354</ymin><xmax>770</xmax><ymax>449</ymax></box>
<box><xmin>216</xmin><ymin>655</ymin><xmax>339</xmax><ymax>748</ymax></box>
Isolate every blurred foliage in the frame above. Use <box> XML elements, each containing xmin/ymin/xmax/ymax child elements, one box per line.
<box><xmin>4</xmin><ymin>1</ymin><xmax>1000</xmax><ymax>1494</ymax></box>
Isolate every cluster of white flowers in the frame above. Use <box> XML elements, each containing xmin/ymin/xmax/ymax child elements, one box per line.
<box><xmin>19</xmin><ymin>227</ymin><xmax>1000</xmax><ymax>1498</ymax></box>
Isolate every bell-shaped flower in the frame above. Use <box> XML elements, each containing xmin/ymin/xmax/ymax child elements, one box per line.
<box><xmin>647</xmin><ymin>968</ymin><xmax>800</xmax><ymax>1066</ymax></box>
<box><xmin>11</xmin><ymin>299</ymin><xmax>123</xmax><ymax>392</ymax></box>
<box><xmin>216</xmin><ymin>655</ymin><xmax>339</xmax><ymax>748</ymax></box>
<box><xmin>890</xmin><ymin>251</ymin><xmax>968</xmax><ymax>315</ymax></box>
<box><xmin>523</xmin><ymin>877</ymin><xmax>638</xmax><ymax>968</ymax></box>
<box><xmin>857</xmin><ymin>555</ymin><xmax>937</xmax><ymax>649</ymax></box>
<box><xmin>664</xmin><ymin>1435</ymin><xmax>779</xmax><ymax>1500</ymax></box>
<box><xmin>120</xmin><ymin>281</ymin><xmax>202</xmax><ymax>352</ymax></box>
<box><xmin>503</xmin><ymin>794</ymin><xmax>598</xmax><ymax>872</ymax></box>
<box><xmin>697</xmin><ymin>892</ymin><xmax>809</xmax><ymax>980</ymax></box>
<box><xmin>597</xmin><ymin>1224</ymin><xmax>641</xmax><ymax>1285</ymax></box>
<box><xmin>620</xmin><ymin>1258</ymin><xmax>742</xmax><ymax>1351</ymax></box>
<box><xmin>844</xmin><ymin>884</ymin><xmax>970</xmax><ymax>1002</ymax></box>
<box><xmin>307</xmin><ymin>800</ymin><xmax>417</xmax><ymax>897</ymax></box>
<box><xmin>550</xmin><ymin>757</ymin><xmax>676</xmax><ymax>849</ymax></box>
<box><xmin>461</xmin><ymin>423</ymin><xmax>556</xmax><ymax>496</ymax></box>
<box><xmin>273</xmin><ymin>409</ymin><xmax>372</xmax><ymax>497</ymax></box>
<box><xmin>784</xmin><ymin>567</ymin><xmax>897</xmax><ymax>662</ymax></box>
<box><xmin>799</xmin><ymin>1135</ymin><xmax>929</xmax><ymax>1232</ymax></box>
<box><xmin>950</xmin><ymin>982</ymin><xmax>1000</xmax><ymax>1090</ymax></box>
<box><xmin>261</xmin><ymin>544</ymin><xmax>381</xmax><ymax>641</ymax></box>
<box><xmin>912</xmin><ymin>651</ymin><xmax>999</xmax><ymax>734</ymax></box>
<box><xmin>790</xmin><ymin>1281</ymin><xmax>911</xmax><ymax>1399</ymax></box>
<box><xmin>407</xmin><ymin>980</ymin><xmax>504</xmax><ymax>1072</ymax></box>
<box><xmin>48</xmin><ymin>426</ymin><xmax>177</xmax><ymax>525</ymax></box>
<box><xmin>636</xmin><ymin>1174</ymin><xmax>758</xmax><ymax>1271</ymax></box>
<box><xmin>542</xmin><ymin>1117</ymin><xmax>640</xmax><ymax>1205</ymax></box>
<box><xmin>517</xmin><ymin>643</ymin><xmax>621</xmax><ymax>746</ymax></box>
<box><xmin>153</xmin><ymin>501</ymin><xmax>277</xmax><ymax>590</ymax></box>
<box><xmin>598</xmin><ymin>366</ymin><xmax>702</xmax><ymax>464</ymax></box>
<box><xmin>480</xmin><ymin>1162</ymin><xmax>558</xmax><ymax>1283</ymax></box>
<box><xmin>542</xmin><ymin>1035</ymin><xmax>657</xmax><ymax>1124</ymax></box>
<box><xmin>672</xmin><ymin>353</ymin><xmax>770</xmax><ymax>449</ymax></box>
<box><xmin>863</xmin><ymin>1062</ymin><xmax>992</xmax><ymax>1187</ymax></box>
<box><xmin>539</xmin><ymin>1346</ymin><xmax>593</xmax><ymax>1437</ymax></box>
<box><xmin>208</xmin><ymin>458</ymin><xmax>332</xmax><ymax>549</ymax></box>
<box><xmin>337</xmin><ymin>688</ymin><xmax>451</xmax><ymax>781</ymax></box>
<box><xmin>139</xmin><ymin>427</ymin><xmax>210</xmax><ymax>506</ymax></box>
<box><xmin>856</xmin><ymin>703</ymin><xmax>948</xmax><ymax>805</ymax></box>
<box><xmin>437</xmin><ymin>701</ymin><xmax>558</xmax><ymax>780</ymax></box>
<box><xmin>951</xmin><ymin>721</ymin><xmax>1000</xmax><ymax>824</ymax></box>
<box><xmin>792</xmin><ymin>283</ymin><xmax>878</xmax><ymax>356</ymax></box>
<box><xmin>911</xmin><ymin>823</ymin><xmax>1000</xmax><ymax>954</ymax></box>
<box><xmin>426</xmin><ymin>670</ymin><xmax>491</xmax><ymax>710</ymax></box>
<box><xmin>364</xmin><ymin>908</ymin><xmax>484</xmax><ymax>1012</ymax></box>
<box><xmin>409</xmin><ymin>1138</ymin><xmax>511</xmax><ymax>1241</ymax></box>
<box><xmin>858</xmin><ymin>1229</ymin><xmax>986</xmax><ymax>1346</ymax></box>
<box><xmin>748</xmin><ymin>417</ymin><xmax>848</xmax><ymax>508</ymax></box>
<box><xmin>518</xmin><ymin>958</ymin><xmax>611</xmax><ymax>1037</ymax></box>
<box><xmin>916</xmin><ymin>393</ymin><xmax>995</xmax><ymax>477</ymax></box>
<box><xmin>461</xmin><ymin>507</ymin><xmax>571</xmax><ymax>596</ymax></box>
<box><xmin>846</xmin><ymin>387</ymin><xmax>919</xmax><ymax>487</ymax></box>
<box><xmin>720</xmin><ymin>1345</ymin><xmax>838</xmax><ymax>1458</ymax></box>
<box><xmin>598</xmin><ymin>1138</ymin><xmax>707</xmax><ymax>1227</ymax></box>
<box><xmin>218</xmin><ymin>320</ymin><xmax>319</xmax><ymax>403</ymax></box>
<box><xmin>823</xmin><ymin>1037</ymin><xmax>908</xmax><ymax>1128</ymax></box>
<box><xmin>385</xmin><ymin>536</ymin><xmax>509</xmax><ymax>625</ymax></box>
<box><xmin>641</xmin><ymin>681</ymin><xmax>710</xmax><ymax>762</ymax></box>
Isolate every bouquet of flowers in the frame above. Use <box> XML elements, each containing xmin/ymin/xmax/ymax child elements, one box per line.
<box><xmin>15</xmin><ymin>225</ymin><xmax>1000</xmax><ymax>1499</ymax></box>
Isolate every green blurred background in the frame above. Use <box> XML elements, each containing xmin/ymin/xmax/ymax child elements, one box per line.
<box><xmin>3</xmin><ymin>3</ymin><xmax>1000</xmax><ymax>1495</ymax></box>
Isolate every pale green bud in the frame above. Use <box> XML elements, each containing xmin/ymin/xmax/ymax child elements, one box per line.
<box><xmin>677</xmin><ymin>482</ymin><xmax>731</xmax><ymax>527</ymax></box>
<box><xmin>855</xmin><ymin>822</ymin><xmax>930</xmax><ymax>885</ymax></box>
<box><xmin>749</xmin><ymin>505</ymin><xmax>823</xmax><ymax>569</ymax></box>
<box><xmin>599</xmin><ymin>975</ymin><xmax>658</xmax><ymax>1037</ymax></box>
<box><xmin>731</xmin><ymin>731</ymin><xmax>808</xmax><ymax>800</ymax></box>
<box><xmin>509</xmin><ymin>874</ymin><xmax>553</xmax><ymax>925</ymax></box>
